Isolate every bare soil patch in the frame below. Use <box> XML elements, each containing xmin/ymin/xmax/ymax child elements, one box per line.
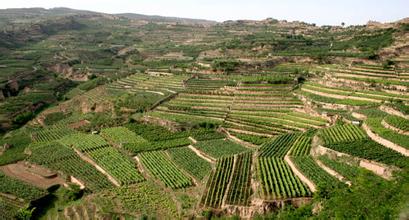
<box><xmin>69</xmin><ymin>120</ymin><xmax>90</xmax><ymax>129</ymax></box>
<box><xmin>0</xmin><ymin>162</ymin><xmax>65</xmax><ymax>189</ymax></box>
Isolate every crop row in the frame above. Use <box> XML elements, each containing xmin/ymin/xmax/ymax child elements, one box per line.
<box><xmin>32</xmin><ymin>127</ymin><xmax>76</xmax><ymax>142</ymax></box>
<box><xmin>384</xmin><ymin>115</ymin><xmax>409</xmax><ymax>131</ymax></box>
<box><xmin>228</xmin><ymin>130</ymin><xmax>270</xmax><ymax>145</ymax></box>
<box><xmin>325</xmin><ymin>139</ymin><xmax>408</xmax><ymax>168</ymax></box>
<box><xmin>225</xmin><ymin>152</ymin><xmax>253</xmax><ymax>206</ymax></box>
<box><xmin>87</xmin><ymin>147</ymin><xmax>144</xmax><ymax>185</ymax></box>
<box><xmin>100</xmin><ymin>126</ymin><xmax>148</xmax><ymax>148</ymax></box>
<box><xmin>127</xmin><ymin>122</ymin><xmax>224</xmax><ymax>142</ymax></box>
<box><xmin>258</xmin><ymin>157</ymin><xmax>311</xmax><ymax>199</ymax></box>
<box><xmin>0</xmin><ymin>197</ymin><xmax>23</xmax><ymax>219</ymax></box>
<box><xmin>195</xmin><ymin>139</ymin><xmax>249</xmax><ymax>159</ymax></box>
<box><xmin>60</xmin><ymin>133</ymin><xmax>109</xmax><ymax>151</ymax></box>
<box><xmin>28</xmin><ymin>142</ymin><xmax>113</xmax><ymax>191</ymax></box>
<box><xmin>318</xmin><ymin>156</ymin><xmax>361</xmax><ymax>181</ymax></box>
<box><xmin>201</xmin><ymin>156</ymin><xmax>234</xmax><ymax>208</ymax></box>
<box><xmin>366</xmin><ymin>117</ymin><xmax>409</xmax><ymax>149</ymax></box>
<box><xmin>139</xmin><ymin>151</ymin><xmax>192</xmax><ymax>189</ymax></box>
<box><xmin>289</xmin><ymin>135</ymin><xmax>312</xmax><ymax>156</ymax></box>
<box><xmin>319</xmin><ymin>124</ymin><xmax>366</xmax><ymax>145</ymax></box>
<box><xmin>105</xmin><ymin>182</ymin><xmax>179</xmax><ymax>218</ymax></box>
<box><xmin>259</xmin><ymin>133</ymin><xmax>301</xmax><ymax>158</ymax></box>
<box><xmin>0</xmin><ymin>172</ymin><xmax>47</xmax><ymax>201</ymax></box>
<box><xmin>292</xmin><ymin>156</ymin><xmax>339</xmax><ymax>188</ymax></box>
<box><xmin>299</xmin><ymin>90</ymin><xmax>375</xmax><ymax>106</ymax></box>
<box><xmin>167</xmin><ymin>147</ymin><xmax>212</xmax><ymax>181</ymax></box>
<box><xmin>129</xmin><ymin>137</ymin><xmax>192</xmax><ymax>153</ymax></box>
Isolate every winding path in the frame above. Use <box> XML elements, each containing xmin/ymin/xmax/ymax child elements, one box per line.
<box><xmin>188</xmin><ymin>145</ymin><xmax>216</xmax><ymax>163</ymax></box>
<box><xmin>362</xmin><ymin>123</ymin><xmax>409</xmax><ymax>157</ymax></box>
<box><xmin>73</xmin><ymin>149</ymin><xmax>120</xmax><ymax>186</ymax></box>
<box><xmin>284</xmin><ymin>155</ymin><xmax>317</xmax><ymax>192</ymax></box>
<box><xmin>315</xmin><ymin>159</ymin><xmax>351</xmax><ymax>186</ymax></box>
<box><xmin>382</xmin><ymin>119</ymin><xmax>409</xmax><ymax>136</ymax></box>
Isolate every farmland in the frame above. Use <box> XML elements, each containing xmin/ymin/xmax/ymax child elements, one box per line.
<box><xmin>201</xmin><ymin>156</ymin><xmax>234</xmax><ymax>208</ymax></box>
<box><xmin>318</xmin><ymin>124</ymin><xmax>367</xmax><ymax>145</ymax></box>
<box><xmin>194</xmin><ymin>138</ymin><xmax>250</xmax><ymax>158</ymax></box>
<box><xmin>27</xmin><ymin>141</ymin><xmax>114</xmax><ymax>191</ymax></box>
<box><xmin>258</xmin><ymin>157</ymin><xmax>311</xmax><ymax>199</ymax></box>
<box><xmin>168</xmin><ymin>147</ymin><xmax>212</xmax><ymax>181</ymax></box>
<box><xmin>138</xmin><ymin>151</ymin><xmax>193</xmax><ymax>188</ymax></box>
<box><xmin>0</xmin><ymin>6</ymin><xmax>408</xmax><ymax>220</ymax></box>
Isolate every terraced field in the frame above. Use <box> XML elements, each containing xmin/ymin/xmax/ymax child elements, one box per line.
<box><xmin>153</xmin><ymin>81</ymin><xmax>327</xmax><ymax>142</ymax></box>
<box><xmin>257</xmin><ymin>157</ymin><xmax>311</xmax><ymax>199</ymax></box>
<box><xmin>168</xmin><ymin>147</ymin><xmax>212</xmax><ymax>181</ymax></box>
<box><xmin>107</xmin><ymin>73</ymin><xmax>189</xmax><ymax>95</ymax></box>
<box><xmin>60</xmin><ymin>133</ymin><xmax>144</xmax><ymax>185</ymax></box>
<box><xmin>1</xmin><ymin>7</ymin><xmax>409</xmax><ymax>219</ymax></box>
<box><xmin>138</xmin><ymin>151</ymin><xmax>193</xmax><ymax>189</ymax></box>
<box><xmin>27</xmin><ymin>141</ymin><xmax>114</xmax><ymax>191</ymax></box>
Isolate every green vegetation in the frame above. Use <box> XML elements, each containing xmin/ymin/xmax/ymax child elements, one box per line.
<box><xmin>194</xmin><ymin>139</ymin><xmax>249</xmax><ymax>158</ymax></box>
<box><xmin>384</xmin><ymin>115</ymin><xmax>409</xmax><ymax>131</ymax></box>
<box><xmin>139</xmin><ymin>151</ymin><xmax>192</xmax><ymax>189</ymax></box>
<box><xmin>288</xmin><ymin>135</ymin><xmax>312</xmax><ymax>156</ymax></box>
<box><xmin>292</xmin><ymin>156</ymin><xmax>339</xmax><ymax>188</ymax></box>
<box><xmin>0</xmin><ymin>172</ymin><xmax>46</xmax><ymax>201</ymax></box>
<box><xmin>1</xmin><ymin>7</ymin><xmax>409</xmax><ymax>219</ymax></box>
<box><xmin>257</xmin><ymin>157</ymin><xmax>311</xmax><ymax>199</ymax></box>
<box><xmin>319</xmin><ymin>156</ymin><xmax>361</xmax><ymax>180</ymax></box>
<box><xmin>168</xmin><ymin>147</ymin><xmax>212</xmax><ymax>180</ymax></box>
<box><xmin>225</xmin><ymin>152</ymin><xmax>253</xmax><ymax>206</ymax></box>
<box><xmin>95</xmin><ymin>181</ymin><xmax>179</xmax><ymax>218</ymax></box>
<box><xmin>60</xmin><ymin>133</ymin><xmax>144</xmax><ymax>185</ymax></box>
<box><xmin>201</xmin><ymin>156</ymin><xmax>234</xmax><ymax>208</ymax></box>
<box><xmin>28</xmin><ymin>141</ymin><xmax>113</xmax><ymax>191</ymax></box>
<box><xmin>319</xmin><ymin>124</ymin><xmax>367</xmax><ymax>145</ymax></box>
<box><xmin>87</xmin><ymin>147</ymin><xmax>144</xmax><ymax>185</ymax></box>
<box><xmin>259</xmin><ymin>133</ymin><xmax>301</xmax><ymax>158</ymax></box>
<box><xmin>100</xmin><ymin>126</ymin><xmax>148</xmax><ymax>152</ymax></box>
<box><xmin>325</xmin><ymin>139</ymin><xmax>409</xmax><ymax>168</ymax></box>
<box><xmin>0</xmin><ymin>129</ymin><xmax>31</xmax><ymax>165</ymax></box>
<box><xmin>366</xmin><ymin>117</ymin><xmax>409</xmax><ymax>149</ymax></box>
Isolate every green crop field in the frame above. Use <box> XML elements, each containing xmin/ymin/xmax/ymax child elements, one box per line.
<box><xmin>139</xmin><ymin>151</ymin><xmax>193</xmax><ymax>189</ymax></box>
<box><xmin>168</xmin><ymin>147</ymin><xmax>212</xmax><ymax>180</ymax></box>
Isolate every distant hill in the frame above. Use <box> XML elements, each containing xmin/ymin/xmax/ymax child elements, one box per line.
<box><xmin>116</xmin><ymin>13</ymin><xmax>217</xmax><ymax>25</ymax></box>
<box><xmin>0</xmin><ymin>7</ymin><xmax>101</xmax><ymax>19</ymax></box>
<box><xmin>0</xmin><ymin>7</ymin><xmax>216</xmax><ymax>26</ymax></box>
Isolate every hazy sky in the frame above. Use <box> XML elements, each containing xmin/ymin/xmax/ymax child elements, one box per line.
<box><xmin>1</xmin><ymin>0</ymin><xmax>408</xmax><ymax>25</ymax></box>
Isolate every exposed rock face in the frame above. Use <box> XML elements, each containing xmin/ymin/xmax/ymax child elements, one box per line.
<box><xmin>47</xmin><ymin>63</ymin><xmax>88</xmax><ymax>81</ymax></box>
<box><xmin>140</xmin><ymin>115</ymin><xmax>182</xmax><ymax>132</ymax></box>
<box><xmin>366</xmin><ymin>20</ymin><xmax>394</xmax><ymax>29</ymax></box>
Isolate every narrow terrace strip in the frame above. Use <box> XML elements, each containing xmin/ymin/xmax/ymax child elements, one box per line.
<box><xmin>301</xmin><ymin>88</ymin><xmax>382</xmax><ymax>103</ymax></box>
<box><xmin>188</xmin><ymin>145</ymin><xmax>216</xmax><ymax>163</ymax></box>
<box><xmin>362</xmin><ymin>123</ymin><xmax>409</xmax><ymax>157</ymax></box>
<box><xmin>73</xmin><ymin>149</ymin><xmax>120</xmax><ymax>187</ymax></box>
<box><xmin>314</xmin><ymin>159</ymin><xmax>351</xmax><ymax>186</ymax></box>
<box><xmin>284</xmin><ymin>155</ymin><xmax>316</xmax><ymax>192</ymax></box>
<box><xmin>381</xmin><ymin>120</ymin><xmax>409</xmax><ymax>135</ymax></box>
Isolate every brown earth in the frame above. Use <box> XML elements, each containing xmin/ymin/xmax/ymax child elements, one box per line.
<box><xmin>362</xmin><ymin>123</ymin><xmax>409</xmax><ymax>156</ymax></box>
<box><xmin>0</xmin><ymin>162</ymin><xmax>65</xmax><ymax>189</ymax></box>
<box><xmin>188</xmin><ymin>145</ymin><xmax>215</xmax><ymax>163</ymax></box>
<box><xmin>69</xmin><ymin>120</ymin><xmax>90</xmax><ymax>129</ymax></box>
<box><xmin>284</xmin><ymin>155</ymin><xmax>316</xmax><ymax>192</ymax></box>
<box><xmin>381</xmin><ymin>119</ymin><xmax>409</xmax><ymax>135</ymax></box>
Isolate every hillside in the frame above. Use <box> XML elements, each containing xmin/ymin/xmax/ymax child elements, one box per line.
<box><xmin>0</xmin><ymin>7</ymin><xmax>408</xmax><ymax>219</ymax></box>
